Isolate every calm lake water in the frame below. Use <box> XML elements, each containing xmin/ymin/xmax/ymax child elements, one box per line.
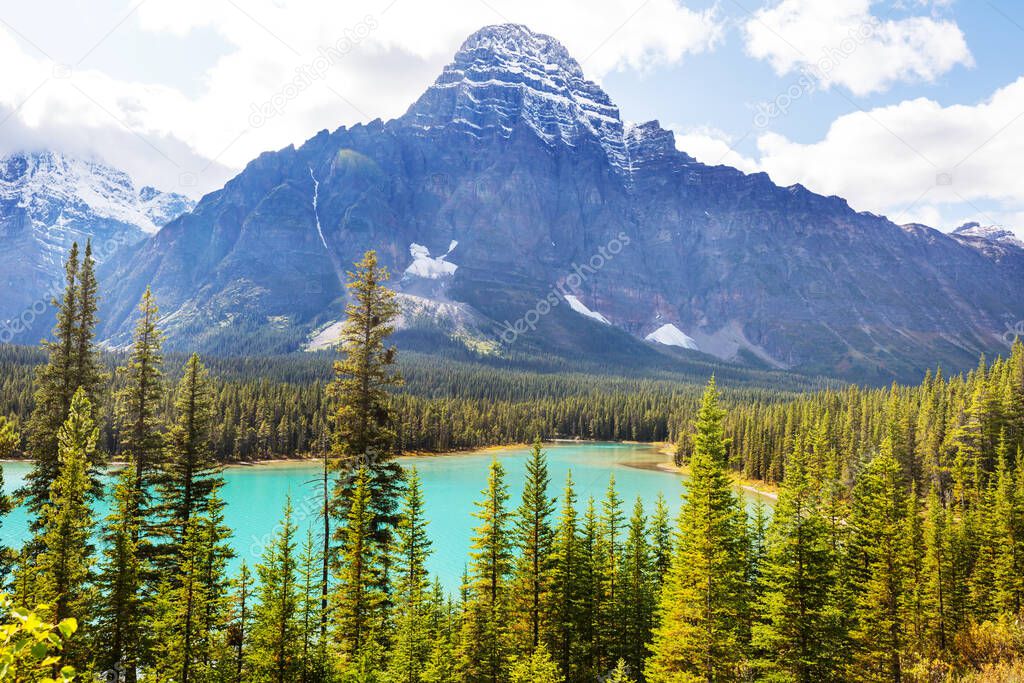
<box><xmin>0</xmin><ymin>442</ymin><xmax>766</xmax><ymax>590</ymax></box>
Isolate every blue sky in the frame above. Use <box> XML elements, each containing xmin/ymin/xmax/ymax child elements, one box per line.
<box><xmin>1</xmin><ymin>0</ymin><xmax>1021</xmax><ymax>235</ymax></box>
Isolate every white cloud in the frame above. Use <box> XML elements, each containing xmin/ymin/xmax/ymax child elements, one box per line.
<box><xmin>0</xmin><ymin>0</ymin><xmax>723</xmax><ymax>195</ymax></box>
<box><xmin>668</xmin><ymin>125</ymin><xmax>760</xmax><ymax>173</ymax></box>
<box><xmin>751</xmin><ymin>77</ymin><xmax>1024</xmax><ymax>234</ymax></box>
<box><xmin>744</xmin><ymin>0</ymin><xmax>972</xmax><ymax>96</ymax></box>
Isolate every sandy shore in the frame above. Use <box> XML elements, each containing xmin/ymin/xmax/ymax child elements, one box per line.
<box><xmin>629</xmin><ymin>453</ymin><xmax>779</xmax><ymax>501</ymax></box>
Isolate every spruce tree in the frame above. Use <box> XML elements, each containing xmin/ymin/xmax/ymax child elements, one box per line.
<box><xmin>329</xmin><ymin>250</ymin><xmax>404</xmax><ymax>551</ymax></box>
<box><xmin>157</xmin><ymin>354</ymin><xmax>222</xmax><ymax>562</ymax></box>
<box><xmin>458</xmin><ymin>459</ymin><xmax>514</xmax><ymax>683</ymax></box>
<box><xmin>649</xmin><ymin>492</ymin><xmax>671</xmax><ymax>588</ymax></box>
<box><xmin>333</xmin><ymin>467</ymin><xmax>384</xmax><ymax>658</ymax></box>
<box><xmin>296</xmin><ymin>531</ymin><xmax>327</xmax><ymax>682</ymax></box>
<box><xmin>34</xmin><ymin>387</ymin><xmax>98</xmax><ymax>669</ymax></box>
<box><xmin>753</xmin><ymin>441</ymin><xmax>840</xmax><ymax>682</ymax></box>
<box><xmin>95</xmin><ymin>462</ymin><xmax>147</xmax><ymax>682</ymax></box>
<box><xmin>922</xmin><ymin>483</ymin><xmax>950</xmax><ymax>654</ymax></box>
<box><xmin>548</xmin><ymin>471</ymin><xmax>580</xmax><ymax>679</ymax></box>
<box><xmin>387</xmin><ymin>469</ymin><xmax>434</xmax><ymax>683</ymax></box>
<box><xmin>596</xmin><ymin>475</ymin><xmax>624</xmax><ymax>671</ymax></box>
<box><xmin>249</xmin><ymin>497</ymin><xmax>301</xmax><ymax>683</ymax></box>
<box><xmin>24</xmin><ymin>243</ymin><xmax>104</xmax><ymax>521</ymax></box>
<box><xmin>847</xmin><ymin>443</ymin><xmax>910</xmax><ymax>681</ymax></box>
<box><xmin>508</xmin><ymin>644</ymin><xmax>561</xmax><ymax>683</ymax></box>
<box><xmin>511</xmin><ymin>439</ymin><xmax>555</xmax><ymax>655</ymax></box>
<box><xmin>618</xmin><ymin>498</ymin><xmax>654</xmax><ymax>677</ymax></box>
<box><xmin>115</xmin><ymin>286</ymin><xmax>166</xmax><ymax>516</ymax></box>
<box><xmin>646</xmin><ymin>378</ymin><xmax>748</xmax><ymax>683</ymax></box>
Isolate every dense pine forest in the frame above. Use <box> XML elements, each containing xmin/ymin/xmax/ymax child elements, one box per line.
<box><xmin>2</xmin><ymin>240</ymin><xmax>1024</xmax><ymax>682</ymax></box>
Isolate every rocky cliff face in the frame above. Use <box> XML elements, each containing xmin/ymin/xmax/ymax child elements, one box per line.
<box><xmin>95</xmin><ymin>24</ymin><xmax>1023</xmax><ymax>381</ymax></box>
<box><xmin>0</xmin><ymin>152</ymin><xmax>193</xmax><ymax>343</ymax></box>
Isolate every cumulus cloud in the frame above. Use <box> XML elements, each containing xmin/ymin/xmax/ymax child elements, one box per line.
<box><xmin>0</xmin><ymin>0</ymin><xmax>723</xmax><ymax>195</ymax></box>
<box><xmin>668</xmin><ymin>125</ymin><xmax>760</xmax><ymax>173</ymax></box>
<box><xmin>743</xmin><ymin>0</ymin><xmax>972</xmax><ymax>96</ymax></box>
<box><xmin>751</xmin><ymin>77</ymin><xmax>1024</xmax><ymax>233</ymax></box>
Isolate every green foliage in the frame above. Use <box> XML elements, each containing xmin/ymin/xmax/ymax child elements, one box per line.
<box><xmin>646</xmin><ymin>378</ymin><xmax>749</xmax><ymax>683</ymax></box>
<box><xmin>0</xmin><ymin>594</ymin><xmax>76</xmax><ymax>682</ymax></box>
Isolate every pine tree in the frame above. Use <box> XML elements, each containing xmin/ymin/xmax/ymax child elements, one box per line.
<box><xmin>511</xmin><ymin>439</ymin><xmax>555</xmax><ymax>655</ymax></box>
<box><xmin>249</xmin><ymin>497</ymin><xmax>301</xmax><ymax>683</ymax></box>
<box><xmin>329</xmin><ymin>250</ymin><xmax>404</xmax><ymax>552</ymax></box>
<box><xmin>95</xmin><ymin>462</ymin><xmax>147</xmax><ymax>683</ymax></box>
<box><xmin>847</xmin><ymin>442</ymin><xmax>910</xmax><ymax>681</ymax></box>
<box><xmin>157</xmin><ymin>354</ymin><xmax>222</xmax><ymax>563</ymax></box>
<box><xmin>459</xmin><ymin>459</ymin><xmax>514</xmax><ymax>683</ymax></box>
<box><xmin>387</xmin><ymin>468</ymin><xmax>434</xmax><ymax>683</ymax></box>
<box><xmin>991</xmin><ymin>439</ymin><xmax>1024</xmax><ymax>616</ymax></box>
<box><xmin>114</xmin><ymin>287</ymin><xmax>165</xmax><ymax>519</ymax></box>
<box><xmin>34</xmin><ymin>387</ymin><xmax>97</xmax><ymax>669</ymax></box>
<box><xmin>922</xmin><ymin>484</ymin><xmax>951</xmax><ymax>654</ymax></box>
<box><xmin>646</xmin><ymin>378</ymin><xmax>748</xmax><ymax>683</ymax></box>
<box><xmin>753</xmin><ymin>441</ymin><xmax>840</xmax><ymax>682</ymax></box>
<box><xmin>548</xmin><ymin>471</ymin><xmax>580</xmax><ymax>679</ymax></box>
<box><xmin>649</xmin><ymin>492</ymin><xmax>671</xmax><ymax>588</ymax></box>
<box><xmin>509</xmin><ymin>644</ymin><xmax>561</xmax><ymax>683</ymax></box>
<box><xmin>577</xmin><ymin>498</ymin><xmax>600</xmax><ymax>680</ymax></box>
<box><xmin>596</xmin><ymin>475</ymin><xmax>624</xmax><ymax>671</ymax></box>
<box><xmin>618</xmin><ymin>498</ymin><xmax>654</xmax><ymax>676</ymax></box>
<box><xmin>24</xmin><ymin>243</ymin><xmax>104</xmax><ymax>522</ymax></box>
<box><xmin>228</xmin><ymin>561</ymin><xmax>254</xmax><ymax>683</ymax></box>
<box><xmin>296</xmin><ymin>531</ymin><xmax>327</xmax><ymax>682</ymax></box>
<box><xmin>150</xmin><ymin>508</ymin><xmax>233</xmax><ymax>683</ymax></box>
<box><xmin>333</xmin><ymin>467</ymin><xmax>384</xmax><ymax>658</ymax></box>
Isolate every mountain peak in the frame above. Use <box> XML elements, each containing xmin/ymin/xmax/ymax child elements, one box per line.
<box><xmin>403</xmin><ymin>24</ymin><xmax>628</xmax><ymax>170</ymax></box>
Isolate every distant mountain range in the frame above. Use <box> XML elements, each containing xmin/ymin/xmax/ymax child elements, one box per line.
<box><xmin>2</xmin><ymin>25</ymin><xmax>1021</xmax><ymax>382</ymax></box>
<box><xmin>0</xmin><ymin>151</ymin><xmax>193</xmax><ymax>342</ymax></box>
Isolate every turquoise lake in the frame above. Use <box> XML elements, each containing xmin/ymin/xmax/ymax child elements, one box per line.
<box><xmin>0</xmin><ymin>442</ymin><xmax>768</xmax><ymax>591</ymax></box>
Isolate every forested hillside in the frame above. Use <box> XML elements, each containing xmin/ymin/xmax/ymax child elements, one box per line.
<box><xmin>2</xmin><ymin>242</ymin><xmax>1024</xmax><ymax>682</ymax></box>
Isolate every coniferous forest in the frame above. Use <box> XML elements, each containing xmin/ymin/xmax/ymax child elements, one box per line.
<box><xmin>2</xmin><ymin>242</ymin><xmax>1024</xmax><ymax>682</ymax></box>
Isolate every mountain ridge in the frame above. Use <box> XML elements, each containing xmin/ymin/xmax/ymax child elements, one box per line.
<box><xmin>85</xmin><ymin>24</ymin><xmax>1023</xmax><ymax>381</ymax></box>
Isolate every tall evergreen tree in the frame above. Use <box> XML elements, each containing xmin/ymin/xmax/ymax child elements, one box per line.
<box><xmin>618</xmin><ymin>498</ymin><xmax>654</xmax><ymax>677</ymax></box>
<box><xmin>548</xmin><ymin>471</ymin><xmax>580</xmax><ymax>679</ymax></box>
<box><xmin>34</xmin><ymin>387</ymin><xmax>98</xmax><ymax>670</ymax></box>
<box><xmin>597</xmin><ymin>475</ymin><xmax>625</xmax><ymax>672</ymax></box>
<box><xmin>387</xmin><ymin>468</ymin><xmax>434</xmax><ymax>683</ymax></box>
<box><xmin>249</xmin><ymin>497</ymin><xmax>301</xmax><ymax>683</ymax></box>
<box><xmin>847</xmin><ymin>442</ymin><xmax>910</xmax><ymax>681</ymax></box>
<box><xmin>24</xmin><ymin>243</ymin><xmax>104</xmax><ymax>521</ymax></box>
<box><xmin>754</xmin><ymin>441</ymin><xmax>840</xmax><ymax>682</ymax></box>
<box><xmin>459</xmin><ymin>459</ymin><xmax>514</xmax><ymax>683</ymax></box>
<box><xmin>646</xmin><ymin>378</ymin><xmax>748</xmax><ymax>683</ymax></box>
<box><xmin>115</xmin><ymin>286</ymin><xmax>166</xmax><ymax>513</ymax></box>
<box><xmin>95</xmin><ymin>461</ymin><xmax>147</xmax><ymax>682</ymax></box>
<box><xmin>157</xmin><ymin>354</ymin><xmax>222</xmax><ymax>562</ymax></box>
<box><xmin>329</xmin><ymin>250</ymin><xmax>404</xmax><ymax>550</ymax></box>
<box><xmin>333</xmin><ymin>467</ymin><xmax>384</xmax><ymax>659</ymax></box>
<box><xmin>511</xmin><ymin>439</ymin><xmax>555</xmax><ymax>655</ymax></box>
<box><xmin>649</xmin><ymin>492</ymin><xmax>671</xmax><ymax>588</ymax></box>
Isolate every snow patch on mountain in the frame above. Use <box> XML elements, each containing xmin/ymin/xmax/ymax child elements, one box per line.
<box><xmin>563</xmin><ymin>294</ymin><xmax>610</xmax><ymax>324</ymax></box>
<box><xmin>645</xmin><ymin>323</ymin><xmax>699</xmax><ymax>350</ymax></box>
<box><xmin>404</xmin><ymin>241</ymin><xmax>458</xmax><ymax>279</ymax></box>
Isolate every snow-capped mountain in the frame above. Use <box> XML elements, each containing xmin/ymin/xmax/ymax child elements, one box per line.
<box><xmin>94</xmin><ymin>24</ymin><xmax>1023</xmax><ymax>382</ymax></box>
<box><xmin>0</xmin><ymin>152</ymin><xmax>193</xmax><ymax>342</ymax></box>
<box><xmin>952</xmin><ymin>222</ymin><xmax>1024</xmax><ymax>249</ymax></box>
<box><xmin>406</xmin><ymin>24</ymin><xmax>630</xmax><ymax>172</ymax></box>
